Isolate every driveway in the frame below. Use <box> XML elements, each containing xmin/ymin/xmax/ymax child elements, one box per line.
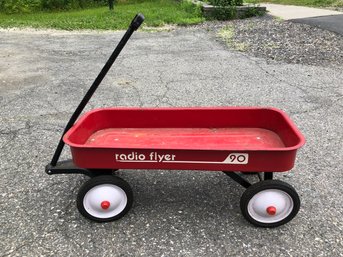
<box><xmin>262</xmin><ymin>3</ymin><xmax>343</xmax><ymax>35</ymax></box>
<box><xmin>291</xmin><ymin>14</ymin><xmax>343</xmax><ymax>35</ymax></box>
<box><xmin>0</xmin><ymin>27</ymin><xmax>342</xmax><ymax>256</ymax></box>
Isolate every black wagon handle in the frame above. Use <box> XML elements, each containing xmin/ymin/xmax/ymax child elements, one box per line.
<box><xmin>49</xmin><ymin>13</ymin><xmax>145</xmax><ymax>167</ymax></box>
<box><xmin>130</xmin><ymin>13</ymin><xmax>145</xmax><ymax>30</ymax></box>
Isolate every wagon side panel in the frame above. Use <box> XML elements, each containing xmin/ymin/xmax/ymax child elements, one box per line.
<box><xmin>70</xmin><ymin>147</ymin><xmax>298</xmax><ymax>172</ymax></box>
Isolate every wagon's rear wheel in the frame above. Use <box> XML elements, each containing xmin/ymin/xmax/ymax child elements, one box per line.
<box><xmin>240</xmin><ymin>180</ymin><xmax>300</xmax><ymax>228</ymax></box>
<box><xmin>77</xmin><ymin>175</ymin><xmax>133</xmax><ymax>222</ymax></box>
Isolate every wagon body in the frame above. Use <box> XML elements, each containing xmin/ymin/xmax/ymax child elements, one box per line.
<box><xmin>63</xmin><ymin>107</ymin><xmax>305</xmax><ymax>172</ymax></box>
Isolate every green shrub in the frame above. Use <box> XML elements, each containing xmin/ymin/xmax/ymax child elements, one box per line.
<box><xmin>0</xmin><ymin>0</ymin><xmax>106</xmax><ymax>13</ymax></box>
<box><xmin>208</xmin><ymin>0</ymin><xmax>243</xmax><ymax>20</ymax></box>
<box><xmin>1</xmin><ymin>0</ymin><xmax>41</xmax><ymax>13</ymax></box>
<box><xmin>41</xmin><ymin>0</ymin><xmax>68</xmax><ymax>10</ymax></box>
<box><xmin>209</xmin><ymin>0</ymin><xmax>242</xmax><ymax>6</ymax></box>
<box><xmin>242</xmin><ymin>5</ymin><xmax>265</xmax><ymax>18</ymax></box>
<box><xmin>41</xmin><ymin>0</ymin><xmax>106</xmax><ymax>10</ymax></box>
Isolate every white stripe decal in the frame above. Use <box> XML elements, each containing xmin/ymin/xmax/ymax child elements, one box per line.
<box><xmin>116</xmin><ymin>153</ymin><xmax>248</xmax><ymax>165</ymax></box>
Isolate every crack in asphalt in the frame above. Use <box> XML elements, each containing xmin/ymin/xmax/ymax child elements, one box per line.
<box><xmin>0</xmin><ymin>243</ymin><xmax>31</xmax><ymax>257</ymax></box>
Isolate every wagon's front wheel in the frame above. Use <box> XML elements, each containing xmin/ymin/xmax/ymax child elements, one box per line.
<box><xmin>240</xmin><ymin>180</ymin><xmax>300</xmax><ymax>228</ymax></box>
<box><xmin>77</xmin><ymin>175</ymin><xmax>133</xmax><ymax>222</ymax></box>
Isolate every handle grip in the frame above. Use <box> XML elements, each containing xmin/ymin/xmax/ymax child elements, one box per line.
<box><xmin>130</xmin><ymin>13</ymin><xmax>145</xmax><ymax>30</ymax></box>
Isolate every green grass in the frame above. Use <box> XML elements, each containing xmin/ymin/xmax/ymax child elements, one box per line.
<box><xmin>245</xmin><ymin>0</ymin><xmax>343</xmax><ymax>7</ymax></box>
<box><xmin>0</xmin><ymin>0</ymin><xmax>204</xmax><ymax>30</ymax></box>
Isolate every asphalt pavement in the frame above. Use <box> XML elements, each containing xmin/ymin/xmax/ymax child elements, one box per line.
<box><xmin>0</xmin><ymin>27</ymin><xmax>342</xmax><ymax>256</ymax></box>
<box><xmin>291</xmin><ymin>14</ymin><xmax>343</xmax><ymax>35</ymax></box>
<box><xmin>262</xmin><ymin>3</ymin><xmax>343</xmax><ymax>35</ymax></box>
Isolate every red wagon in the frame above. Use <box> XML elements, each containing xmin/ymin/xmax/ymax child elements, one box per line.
<box><xmin>46</xmin><ymin>14</ymin><xmax>305</xmax><ymax>228</ymax></box>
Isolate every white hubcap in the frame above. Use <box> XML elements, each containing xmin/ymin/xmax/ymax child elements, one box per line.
<box><xmin>83</xmin><ymin>184</ymin><xmax>127</xmax><ymax>219</ymax></box>
<box><xmin>248</xmin><ymin>189</ymin><xmax>294</xmax><ymax>223</ymax></box>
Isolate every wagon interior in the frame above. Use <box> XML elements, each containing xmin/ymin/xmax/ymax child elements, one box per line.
<box><xmin>65</xmin><ymin>108</ymin><xmax>302</xmax><ymax>151</ymax></box>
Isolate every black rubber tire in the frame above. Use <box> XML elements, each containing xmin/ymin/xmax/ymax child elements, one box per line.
<box><xmin>77</xmin><ymin>175</ymin><xmax>133</xmax><ymax>222</ymax></box>
<box><xmin>240</xmin><ymin>180</ymin><xmax>300</xmax><ymax>228</ymax></box>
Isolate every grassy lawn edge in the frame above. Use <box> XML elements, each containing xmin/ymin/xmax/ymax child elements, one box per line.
<box><xmin>0</xmin><ymin>0</ymin><xmax>204</xmax><ymax>30</ymax></box>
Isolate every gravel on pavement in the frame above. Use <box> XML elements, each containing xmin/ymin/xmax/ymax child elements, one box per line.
<box><xmin>199</xmin><ymin>15</ymin><xmax>343</xmax><ymax>67</ymax></box>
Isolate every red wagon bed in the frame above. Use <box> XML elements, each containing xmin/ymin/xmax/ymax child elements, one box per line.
<box><xmin>64</xmin><ymin>107</ymin><xmax>305</xmax><ymax>172</ymax></box>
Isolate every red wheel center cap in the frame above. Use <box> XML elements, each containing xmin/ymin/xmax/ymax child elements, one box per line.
<box><xmin>101</xmin><ymin>201</ymin><xmax>110</xmax><ymax>210</ymax></box>
<box><xmin>266</xmin><ymin>206</ymin><xmax>276</xmax><ymax>215</ymax></box>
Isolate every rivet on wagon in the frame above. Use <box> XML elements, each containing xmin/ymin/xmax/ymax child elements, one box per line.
<box><xmin>101</xmin><ymin>201</ymin><xmax>110</xmax><ymax>210</ymax></box>
<box><xmin>266</xmin><ymin>206</ymin><xmax>276</xmax><ymax>215</ymax></box>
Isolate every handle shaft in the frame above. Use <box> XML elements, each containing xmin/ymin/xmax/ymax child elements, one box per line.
<box><xmin>49</xmin><ymin>14</ymin><xmax>145</xmax><ymax>166</ymax></box>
